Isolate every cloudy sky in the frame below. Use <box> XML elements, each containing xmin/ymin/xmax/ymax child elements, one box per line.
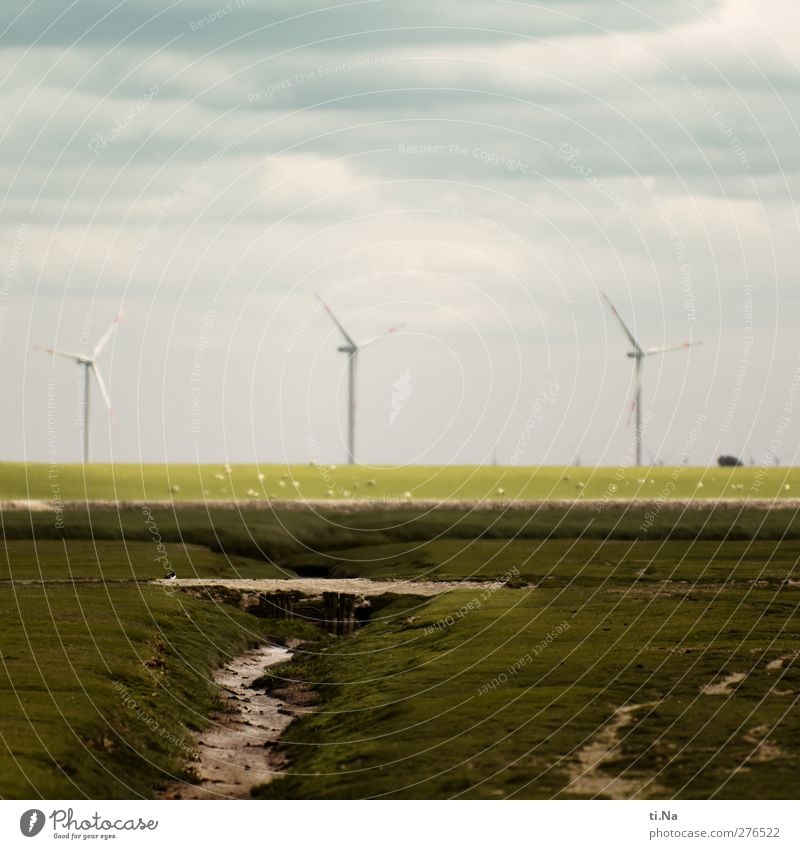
<box><xmin>3</xmin><ymin>0</ymin><xmax>799</xmax><ymax>466</ymax></box>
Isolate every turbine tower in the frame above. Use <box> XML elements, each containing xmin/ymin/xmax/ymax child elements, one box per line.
<box><xmin>602</xmin><ymin>293</ymin><xmax>701</xmax><ymax>467</ymax></box>
<box><xmin>316</xmin><ymin>294</ymin><xmax>402</xmax><ymax>465</ymax></box>
<box><xmin>34</xmin><ymin>307</ymin><xmax>125</xmax><ymax>463</ymax></box>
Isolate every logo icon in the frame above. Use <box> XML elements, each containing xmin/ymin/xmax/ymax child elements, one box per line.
<box><xmin>20</xmin><ymin>809</ymin><xmax>45</xmax><ymax>837</ymax></box>
<box><xmin>390</xmin><ymin>369</ymin><xmax>413</xmax><ymax>425</ymax></box>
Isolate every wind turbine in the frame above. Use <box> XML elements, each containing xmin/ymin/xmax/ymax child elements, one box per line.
<box><xmin>602</xmin><ymin>293</ymin><xmax>701</xmax><ymax>467</ymax></box>
<box><xmin>569</xmin><ymin>443</ymin><xmax>592</xmax><ymax>467</ymax></box>
<box><xmin>645</xmin><ymin>444</ymin><xmax>675</xmax><ymax>466</ymax></box>
<box><xmin>316</xmin><ymin>295</ymin><xmax>402</xmax><ymax>465</ymax></box>
<box><xmin>34</xmin><ymin>307</ymin><xmax>125</xmax><ymax>463</ymax></box>
<box><xmin>655</xmin><ymin>446</ymin><xmax>685</xmax><ymax>467</ymax></box>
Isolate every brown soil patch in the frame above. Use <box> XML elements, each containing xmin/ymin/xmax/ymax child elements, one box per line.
<box><xmin>700</xmin><ymin>672</ymin><xmax>746</xmax><ymax>696</ymax></box>
<box><xmin>565</xmin><ymin>702</ymin><xmax>662</xmax><ymax>799</ymax></box>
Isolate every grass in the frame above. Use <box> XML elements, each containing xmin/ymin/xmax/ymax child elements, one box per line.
<box><xmin>0</xmin><ymin>539</ymin><xmax>296</xmax><ymax>582</ymax></box>
<box><xmin>5</xmin><ymin>504</ymin><xmax>800</xmax><ymax>574</ymax></box>
<box><xmin>2</xmin><ymin>461</ymin><xmax>800</xmax><ymax>503</ymax></box>
<box><xmin>281</xmin><ymin>538</ymin><xmax>800</xmax><ymax>587</ymax></box>
<box><xmin>2</xmin><ymin>502</ymin><xmax>799</xmax><ymax>799</ymax></box>
<box><xmin>254</xmin><ymin>583</ymin><xmax>800</xmax><ymax>799</ymax></box>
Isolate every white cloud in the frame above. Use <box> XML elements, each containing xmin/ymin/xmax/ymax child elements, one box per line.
<box><xmin>3</xmin><ymin>0</ymin><xmax>799</xmax><ymax>463</ymax></box>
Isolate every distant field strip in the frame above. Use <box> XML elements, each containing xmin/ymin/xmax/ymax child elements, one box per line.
<box><xmin>3</xmin><ymin>462</ymin><xmax>799</xmax><ymax>504</ymax></box>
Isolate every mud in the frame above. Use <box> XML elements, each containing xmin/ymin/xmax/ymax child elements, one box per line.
<box><xmin>701</xmin><ymin>672</ymin><xmax>747</xmax><ymax>696</ymax></box>
<box><xmin>162</xmin><ymin>642</ymin><xmax>310</xmax><ymax>800</ymax></box>
<box><xmin>162</xmin><ymin>576</ymin><xmax>505</xmax><ymax>597</ymax></box>
<box><xmin>566</xmin><ymin>702</ymin><xmax>662</xmax><ymax>799</ymax></box>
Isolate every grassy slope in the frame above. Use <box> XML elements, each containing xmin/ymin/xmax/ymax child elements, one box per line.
<box><xmin>0</xmin><ymin>585</ymin><xmax>315</xmax><ymax>798</ymax></box>
<box><xmin>282</xmin><ymin>538</ymin><xmax>800</xmax><ymax>585</ymax></box>
<box><xmin>0</xmin><ymin>539</ymin><xmax>296</xmax><ymax>582</ymax></box>
<box><xmin>0</xmin><ymin>541</ymin><xmax>314</xmax><ymax>799</ymax></box>
<box><xmin>5</xmin><ymin>505</ymin><xmax>800</xmax><ymax>573</ymax></box>
<box><xmin>2</xmin><ymin>461</ymin><xmax>800</xmax><ymax>502</ymax></box>
<box><xmin>256</xmin><ymin>583</ymin><xmax>800</xmax><ymax>800</ymax></box>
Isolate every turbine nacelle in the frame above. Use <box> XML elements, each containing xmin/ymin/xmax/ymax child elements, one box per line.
<box><xmin>602</xmin><ymin>291</ymin><xmax>700</xmax><ymax>467</ymax></box>
<box><xmin>316</xmin><ymin>292</ymin><xmax>403</xmax><ymax>465</ymax></box>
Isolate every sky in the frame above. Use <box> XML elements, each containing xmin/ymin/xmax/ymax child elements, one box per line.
<box><xmin>2</xmin><ymin>0</ymin><xmax>799</xmax><ymax>467</ymax></box>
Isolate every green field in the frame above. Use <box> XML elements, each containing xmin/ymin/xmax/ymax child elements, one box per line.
<box><xmin>1</xmin><ymin>504</ymin><xmax>798</xmax><ymax>799</ymax></box>
<box><xmin>3</xmin><ymin>461</ymin><xmax>799</xmax><ymax>503</ymax></box>
<box><xmin>0</xmin><ymin>540</ymin><xmax>315</xmax><ymax>797</ymax></box>
<box><xmin>256</xmin><ymin>586</ymin><xmax>799</xmax><ymax>799</ymax></box>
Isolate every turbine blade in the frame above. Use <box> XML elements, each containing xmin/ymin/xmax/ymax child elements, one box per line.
<box><xmin>93</xmin><ymin>305</ymin><xmax>126</xmax><ymax>357</ymax></box>
<box><xmin>91</xmin><ymin>364</ymin><xmax>117</xmax><ymax>426</ymax></box>
<box><xmin>644</xmin><ymin>340</ymin><xmax>703</xmax><ymax>356</ymax></box>
<box><xmin>33</xmin><ymin>345</ymin><xmax>84</xmax><ymax>361</ymax></box>
<box><xmin>315</xmin><ymin>294</ymin><xmax>356</xmax><ymax>348</ymax></box>
<box><xmin>601</xmin><ymin>292</ymin><xmax>643</xmax><ymax>355</ymax></box>
<box><xmin>359</xmin><ymin>322</ymin><xmax>405</xmax><ymax>350</ymax></box>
